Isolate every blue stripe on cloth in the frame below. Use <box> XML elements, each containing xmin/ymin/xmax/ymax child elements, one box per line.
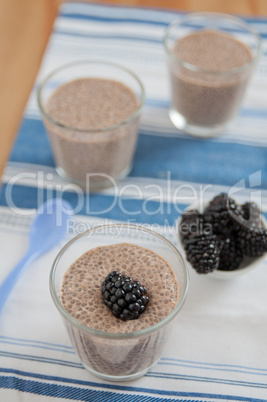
<box><xmin>0</xmin><ymin>335</ymin><xmax>74</xmax><ymax>351</ymax></box>
<box><xmin>10</xmin><ymin>118</ymin><xmax>54</xmax><ymax>166</ymax></box>
<box><xmin>158</xmin><ymin>362</ymin><xmax>267</xmax><ymax>378</ymax></box>
<box><xmin>8</xmin><ymin>118</ymin><xmax>267</xmax><ymax>188</ymax></box>
<box><xmin>239</xmin><ymin>108</ymin><xmax>267</xmax><ymax>118</ymax></box>
<box><xmin>56</xmin><ymin>29</ymin><xmax>162</xmax><ymax>44</ymax></box>
<box><xmin>0</xmin><ymin>183</ymin><xmax>186</xmax><ymax>226</ymax></box>
<box><xmin>0</xmin><ymin>368</ymin><xmax>267</xmax><ymax>402</ymax></box>
<box><xmin>147</xmin><ymin>99</ymin><xmax>267</xmax><ymax>118</ymax></box>
<box><xmin>59</xmin><ymin>5</ymin><xmax>267</xmax><ymax>27</ymax></box>
<box><xmin>2</xmin><ymin>335</ymin><xmax>267</xmax><ymax>377</ymax></box>
<box><xmin>59</xmin><ymin>13</ymin><xmax>169</xmax><ymax>27</ymax></box>
<box><xmin>160</xmin><ymin>358</ymin><xmax>267</xmax><ymax>374</ymax></box>
<box><xmin>2</xmin><ymin>348</ymin><xmax>267</xmax><ymax>390</ymax></box>
<box><xmin>134</xmin><ymin>134</ymin><xmax>267</xmax><ymax>188</ymax></box>
<box><xmin>146</xmin><ymin>98</ymin><xmax>267</xmax><ymax>118</ymax></box>
<box><xmin>57</xmin><ymin>24</ymin><xmax>267</xmax><ymax>40</ymax></box>
<box><xmin>0</xmin><ymin>376</ymin><xmax>182</xmax><ymax>402</ymax></box>
<box><xmin>147</xmin><ymin>371</ymin><xmax>267</xmax><ymax>389</ymax></box>
<box><xmin>0</xmin><ymin>351</ymin><xmax>82</xmax><ymax>369</ymax></box>
<box><xmin>59</xmin><ymin>2</ymin><xmax>179</xmax><ymax>25</ymax></box>
<box><xmin>0</xmin><ymin>340</ymin><xmax>75</xmax><ymax>355</ymax></box>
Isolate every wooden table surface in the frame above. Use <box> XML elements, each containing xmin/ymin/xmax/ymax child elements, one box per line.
<box><xmin>1</xmin><ymin>0</ymin><xmax>267</xmax><ymax>183</ymax></box>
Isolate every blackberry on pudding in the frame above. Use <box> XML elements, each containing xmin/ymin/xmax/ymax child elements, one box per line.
<box><xmin>102</xmin><ymin>271</ymin><xmax>149</xmax><ymax>320</ymax></box>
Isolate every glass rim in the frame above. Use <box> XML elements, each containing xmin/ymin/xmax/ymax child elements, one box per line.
<box><xmin>37</xmin><ymin>59</ymin><xmax>146</xmax><ymax>133</ymax></box>
<box><xmin>163</xmin><ymin>12</ymin><xmax>263</xmax><ymax>76</ymax></box>
<box><xmin>49</xmin><ymin>223</ymin><xmax>189</xmax><ymax>340</ymax></box>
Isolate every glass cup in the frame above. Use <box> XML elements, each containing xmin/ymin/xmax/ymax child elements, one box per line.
<box><xmin>49</xmin><ymin>224</ymin><xmax>189</xmax><ymax>381</ymax></box>
<box><xmin>163</xmin><ymin>13</ymin><xmax>262</xmax><ymax>137</ymax></box>
<box><xmin>37</xmin><ymin>60</ymin><xmax>145</xmax><ymax>190</ymax></box>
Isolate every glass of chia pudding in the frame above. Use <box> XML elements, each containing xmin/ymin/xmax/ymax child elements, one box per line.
<box><xmin>37</xmin><ymin>60</ymin><xmax>145</xmax><ymax>190</ymax></box>
<box><xmin>163</xmin><ymin>13</ymin><xmax>262</xmax><ymax>137</ymax></box>
<box><xmin>49</xmin><ymin>224</ymin><xmax>189</xmax><ymax>381</ymax></box>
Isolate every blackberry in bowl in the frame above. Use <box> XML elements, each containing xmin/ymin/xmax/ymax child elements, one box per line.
<box><xmin>176</xmin><ymin>193</ymin><xmax>267</xmax><ymax>278</ymax></box>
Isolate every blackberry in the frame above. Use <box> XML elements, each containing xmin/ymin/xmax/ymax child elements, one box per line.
<box><xmin>218</xmin><ymin>236</ymin><xmax>243</xmax><ymax>271</ymax></box>
<box><xmin>183</xmin><ymin>235</ymin><xmax>223</xmax><ymax>274</ymax></box>
<box><xmin>179</xmin><ymin>209</ymin><xmax>211</xmax><ymax>240</ymax></box>
<box><xmin>241</xmin><ymin>202</ymin><xmax>262</xmax><ymax>229</ymax></box>
<box><xmin>238</xmin><ymin>227</ymin><xmax>267</xmax><ymax>257</ymax></box>
<box><xmin>204</xmin><ymin>193</ymin><xmax>242</xmax><ymax>236</ymax></box>
<box><xmin>180</xmin><ymin>195</ymin><xmax>267</xmax><ymax>274</ymax></box>
<box><xmin>102</xmin><ymin>271</ymin><xmax>149</xmax><ymax>320</ymax></box>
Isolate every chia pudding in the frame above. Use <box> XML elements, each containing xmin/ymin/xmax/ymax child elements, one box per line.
<box><xmin>164</xmin><ymin>18</ymin><xmax>260</xmax><ymax>136</ymax></box>
<box><xmin>38</xmin><ymin>62</ymin><xmax>144</xmax><ymax>189</ymax></box>
<box><xmin>171</xmin><ymin>30</ymin><xmax>252</xmax><ymax>128</ymax></box>
<box><xmin>60</xmin><ymin>243</ymin><xmax>179</xmax><ymax>378</ymax></box>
